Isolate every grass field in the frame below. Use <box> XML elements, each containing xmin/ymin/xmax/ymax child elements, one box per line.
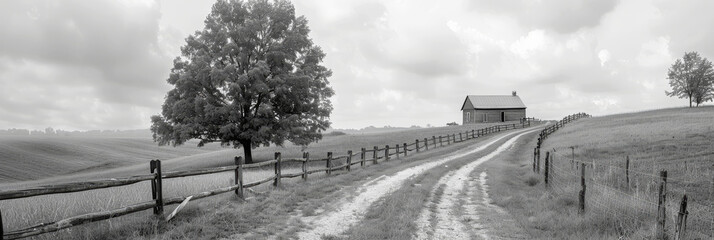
<box><xmin>0</xmin><ymin>122</ymin><xmax>514</xmax><ymax>189</ymax></box>
<box><xmin>487</xmin><ymin>106</ymin><xmax>714</xmax><ymax>239</ymax></box>
<box><xmin>0</xmin><ymin>121</ymin><xmax>520</xmax><ymax>239</ymax></box>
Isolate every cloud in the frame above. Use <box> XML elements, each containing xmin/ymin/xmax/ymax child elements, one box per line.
<box><xmin>0</xmin><ymin>0</ymin><xmax>172</xmax><ymax>130</ymax></box>
<box><xmin>466</xmin><ymin>0</ymin><xmax>619</xmax><ymax>33</ymax></box>
<box><xmin>1</xmin><ymin>0</ymin><xmax>712</xmax><ymax>131</ymax></box>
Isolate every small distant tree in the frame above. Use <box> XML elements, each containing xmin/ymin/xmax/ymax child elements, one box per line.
<box><xmin>666</xmin><ymin>51</ymin><xmax>714</xmax><ymax>107</ymax></box>
<box><xmin>446</xmin><ymin>122</ymin><xmax>458</xmax><ymax>126</ymax></box>
<box><xmin>151</xmin><ymin>0</ymin><xmax>334</xmax><ymax>164</ymax></box>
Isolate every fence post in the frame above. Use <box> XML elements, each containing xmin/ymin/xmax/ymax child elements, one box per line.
<box><xmin>675</xmin><ymin>195</ymin><xmax>688</xmax><ymax>240</ymax></box>
<box><xmin>416</xmin><ymin>139</ymin><xmax>420</xmax><ymax>152</ymax></box>
<box><xmin>360</xmin><ymin>148</ymin><xmax>365</xmax><ymax>167</ymax></box>
<box><xmin>373</xmin><ymin>146</ymin><xmax>378</xmax><ymax>164</ymax></box>
<box><xmin>439</xmin><ymin>136</ymin><xmax>443</xmax><ymax>147</ymax></box>
<box><xmin>579</xmin><ymin>162</ymin><xmax>586</xmax><ymax>214</ymax></box>
<box><xmin>235</xmin><ymin>156</ymin><xmax>244</xmax><ymax>198</ymax></box>
<box><xmin>432</xmin><ymin>136</ymin><xmax>436</xmax><ymax>147</ymax></box>
<box><xmin>544</xmin><ymin>152</ymin><xmax>550</xmax><ymax>187</ymax></box>
<box><xmin>385</xmin><ymin>145</ymin><xmax>390</xmax><ymax>161</ymax></box>
<box><xmin>625</xmin><ymin>155</ymin><xmax>630</xmax><ymax>189</ymax></box>
<box><xmin>347</xmin><ymin>150</ymin><xmax>353</xmax><ymax>172</ymax></box>
<box><xmin>150</xmin><ymin>159</ymin><xmax>163</xmax><ymax>215</ymax></box>
<box><xmin>326</xmin><ymin>152</ymin><xmax>333</xmax><ymax>175</ymax></box>
<box><xmin>403</xmin><ymin>143</ymin><xmax>408</xmax><ymax>156</ymax></box>
<box><xmin>1</xmin><ymin>209</ymin><xmax>3</xmax><ymax>238</ymax></box>
<box><xmin>273</xmin><ymin>152</ymin><xmax>282</xmax><ymax>187</ymax></box>
<box><xmin>424</xmin><ymin>138</ymin><xmax>429</xmax><ymax>150</ymax></box>
<box><xmin>303</xmin><ymin>152</ymin><xmax>309</xmax><ymax>180</ymax></box>
<box><xmin>656</xmin><ymin>170</ymin><xmax>668</xmax><ymax>239</ymax></box>
<box><xmin>533</xmin><ymin>148</ymin><xmax>537</xmax><ymax>172</ymax></box>
<box><xmin>395</xmin><ymin>144</ymin><xmax>400</xmax><ymax>159</ymax></box>
<box><xmin>459</xmin><ymin>133</ymin><xmax>463</xmax><ymax>142</ymax></box>
<box><xmin>447</xmin><ymin>135</ymin><xmax>451</xmax><ymax>145</ymax></box>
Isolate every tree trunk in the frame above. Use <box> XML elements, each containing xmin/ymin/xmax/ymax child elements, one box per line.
<box><xmin>241</xmin><ymin>141</ymin><xmax>254</xmax><ymax>164</ymax></box>
<box><xmin>689</xmin><ymin>95</ymin><xmax>692</xmax><ymax>108</ymax></box>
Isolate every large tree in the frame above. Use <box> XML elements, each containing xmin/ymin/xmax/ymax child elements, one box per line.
<box><xmin>151</xmin><ymin>0</ymin><xmax>334</xmax><ymax>164</ymax></box>
<box><xmin>666</xmin><ymin>51</ymin><xmax>714</xmax><ymax>107</ymax></box>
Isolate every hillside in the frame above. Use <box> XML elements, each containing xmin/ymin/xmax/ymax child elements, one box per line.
<box><xmin>0</xmin><ymin>136</ymin><xmax>227</xmax><ymax>183</ymax></box>
<box><xmin>0</xmin><ymin>121</ymin><xmax>521</xmax><ymax>188</ymax></box>
<box><xmin>532</xmin><ymin>106</ymin><xmax>714</xmax><ymax>239</ymax></box>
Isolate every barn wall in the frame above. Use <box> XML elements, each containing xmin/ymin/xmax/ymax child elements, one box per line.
<box><xmin>462</xmin><ymin>109</ymin><xmax>477</xmax><ymax>124</ymax></box>
<box><xmin>463</xmin><ymin>108</ymin><xmax>526</xmax><ymax>123</ymax></box>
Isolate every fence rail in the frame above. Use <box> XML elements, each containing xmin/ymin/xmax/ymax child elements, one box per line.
<box><xmin>0</xmin><ymin>120</ymin><xmax>534</xmax><ymax>239</ymax></box>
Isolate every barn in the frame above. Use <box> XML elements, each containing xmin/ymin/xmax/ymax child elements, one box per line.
<box><xmin>460</xmin><ymin>91</ymin><xmax>526</xmax><ymax>124</ymax></box>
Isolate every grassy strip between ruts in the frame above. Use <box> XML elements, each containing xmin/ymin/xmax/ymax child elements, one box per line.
<box><xmin>32</xmin><ymin>128</ymin><xmax>508</xmax><ymax>240</ymax></box>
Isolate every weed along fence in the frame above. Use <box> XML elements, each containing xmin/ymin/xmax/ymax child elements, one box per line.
<box><xmin>534</xmin><ymin>113</ymin><xmax>714</xmax><ymax>239</ymax></box>
<box><xmin>0</xmin><ymin>121</ymin><xmax>533</xmax><ymax>239</ymax></box>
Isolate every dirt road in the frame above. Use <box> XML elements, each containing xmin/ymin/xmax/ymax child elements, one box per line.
<box><xmin>414</xmin><ymin>130</ymin><xmax>533</xmax><ymax>239</ymax></box>
<box><xmin>294</xmin><ymin>127</ymin><xmax>539</xmax><ymax>239</ymax></box>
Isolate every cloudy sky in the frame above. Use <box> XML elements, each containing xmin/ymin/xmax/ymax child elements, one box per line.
<box><xmin>1</xmin><ymin>0</ymin><xmax>712</xmax><ymax>131</ymax></box>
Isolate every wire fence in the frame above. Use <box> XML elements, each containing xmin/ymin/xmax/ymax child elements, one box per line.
<box><xmin>536</xmin><ymin>126</ymin><xmax>714</xmax><ymax>239</ymax></box>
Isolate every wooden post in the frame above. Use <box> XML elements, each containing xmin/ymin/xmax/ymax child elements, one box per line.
<box><xmin>656</xmin><ymin>170</ymin><xmax>668</xmax><ymax>239</ymax></box>
<box><xmin>403</xmin><ymin>143</ymin><xmax>408</xmax><ymax>156</ymax></box>
<box><xmin>150</xmin><ymin>159</ymin><xmax>163</xmax><ymax>215</ymax></box>
<box><xmin>424</xmin><ymin>138</ymin><xmax>429</xmax><ymax>150</ymax></box>
<box><xmin>273</xmin><ymin>152</ymin><xmax>282</xmax><ymax>187</ymax></box>
<box><xmin>416</xmin><ymin>139</ymin><xmax>420</xmax><ymax>152</ymax></box>
<box><xmin>544</xmin><ymin>152</ymin><xmax>550</xmax><ymax>187</ymax></box>
<box><xmin>447</xmin><ymin>135</ymin><xmax>451</xmax><ymax>145</ymax></box>
<box><xmin>432</xmin><ymin>136</ymin><xmax>436</xmax><ymax>147</ymax></box>
<box><xmin>303</xmin><ymin>152</ymin><xmax>309</xmax><ymax>179</ymax></box>
<box><xmin>472</xmin><ymin>129</ymin><xmax>475</xmax><ymax>138</ymax></box>
<box><xmin>675</xmin><ymin>195</ymin><xmax>688</xmax><ymax>240</ymax></box>
<box><xmin>1</xmin><ymin>209</ymin><xmax>3</xmax><ymax>238</ymax></box>
<box><xmin>373</xmin><ymin>146</ymin><xmax>378</xmax><ymax>164</ymax></box>
<box><xmin>579</xmin><ymin>162</ymin><xmax>586</xmax><ymax>214</ymax></box>
<box><xmin>395</xmin><ymin>144</ymin><xmax>400</xmax><ymax>159</ymax></box>
<box><xmin>347</xmin><ymin>150</ymin><xmax>353</xmax><ymax>171</ymax></box>
<box><xmin>459</xmin><ymin>133</ymin><xmax>463</xmax><ymax>142</ymax></box>
<box><xmin>326</xmin><ymin>152</ymin><xmax>333</xmax><ymax>175</ymax></box>
<box><xmin>360</xmin><ymin>148</ymin><xmax>365</xmax><ymax>167</ymax></box>
<box><xmin>439</xmin><ymin>136</ymin><xmax>443</xmax><ymax>146</ymax></box>
<box><xmin>533</xmin><ymin>148</ymin><xmax>537</xmax><ymax>172</ymax></box>
<box><xmin>235</xmin><ymin>156</ymin><xmax>244</xmax><ymax>197</ymax></box>
<box><xmin>625</xmin><ymin>155</ymin><xmax>630</xmax><ymax>188</ymax></box>
<box><xmin>385</xmin><ymin>145</ymin><xmax>390</xmax><ymax>161</ymax></box>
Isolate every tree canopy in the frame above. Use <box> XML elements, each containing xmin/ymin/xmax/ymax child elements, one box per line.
<box><xmin>151</xmin><ymin>0</ymin><xmax>334</xmax><ymax>163</ymax></box>
<box><xmin>665</xmin><ymin>51</ymin><xmax>714</xmax><ymax>107</ymax></box>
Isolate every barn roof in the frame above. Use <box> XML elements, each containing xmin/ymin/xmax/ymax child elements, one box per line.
<box><xmin>461</xmin><ymin>95</ymin><xmax>526</xmax><ymax>110</ymax></box>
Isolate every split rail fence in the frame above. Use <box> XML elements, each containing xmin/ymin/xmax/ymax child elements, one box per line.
<box><xmin>0</xmin><ymin>120</ymin><xmax>533</xmax><ymax>239</ymax></box>
<box><xmin>534</xmin><ymin>113</ymin><xmax>714</xmax><ymax>239</ymax></box>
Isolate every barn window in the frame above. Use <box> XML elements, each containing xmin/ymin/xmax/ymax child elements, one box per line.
<box><xmin>466</xmin><ymin>112</ymin><xmax>471</xmax><ymax>123</ymax></box>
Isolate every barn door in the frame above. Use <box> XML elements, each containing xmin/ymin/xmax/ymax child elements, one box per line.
<box><xmin>501</xmin><ymin>112</ymin><xmax>505</xmax><ymax>122</ymax></box>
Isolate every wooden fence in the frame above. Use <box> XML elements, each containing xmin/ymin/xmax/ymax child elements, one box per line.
<box><xmin>0</xmin><ymin>120</ymin><xmax>533</xmax><ymax>239</ymax></box>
